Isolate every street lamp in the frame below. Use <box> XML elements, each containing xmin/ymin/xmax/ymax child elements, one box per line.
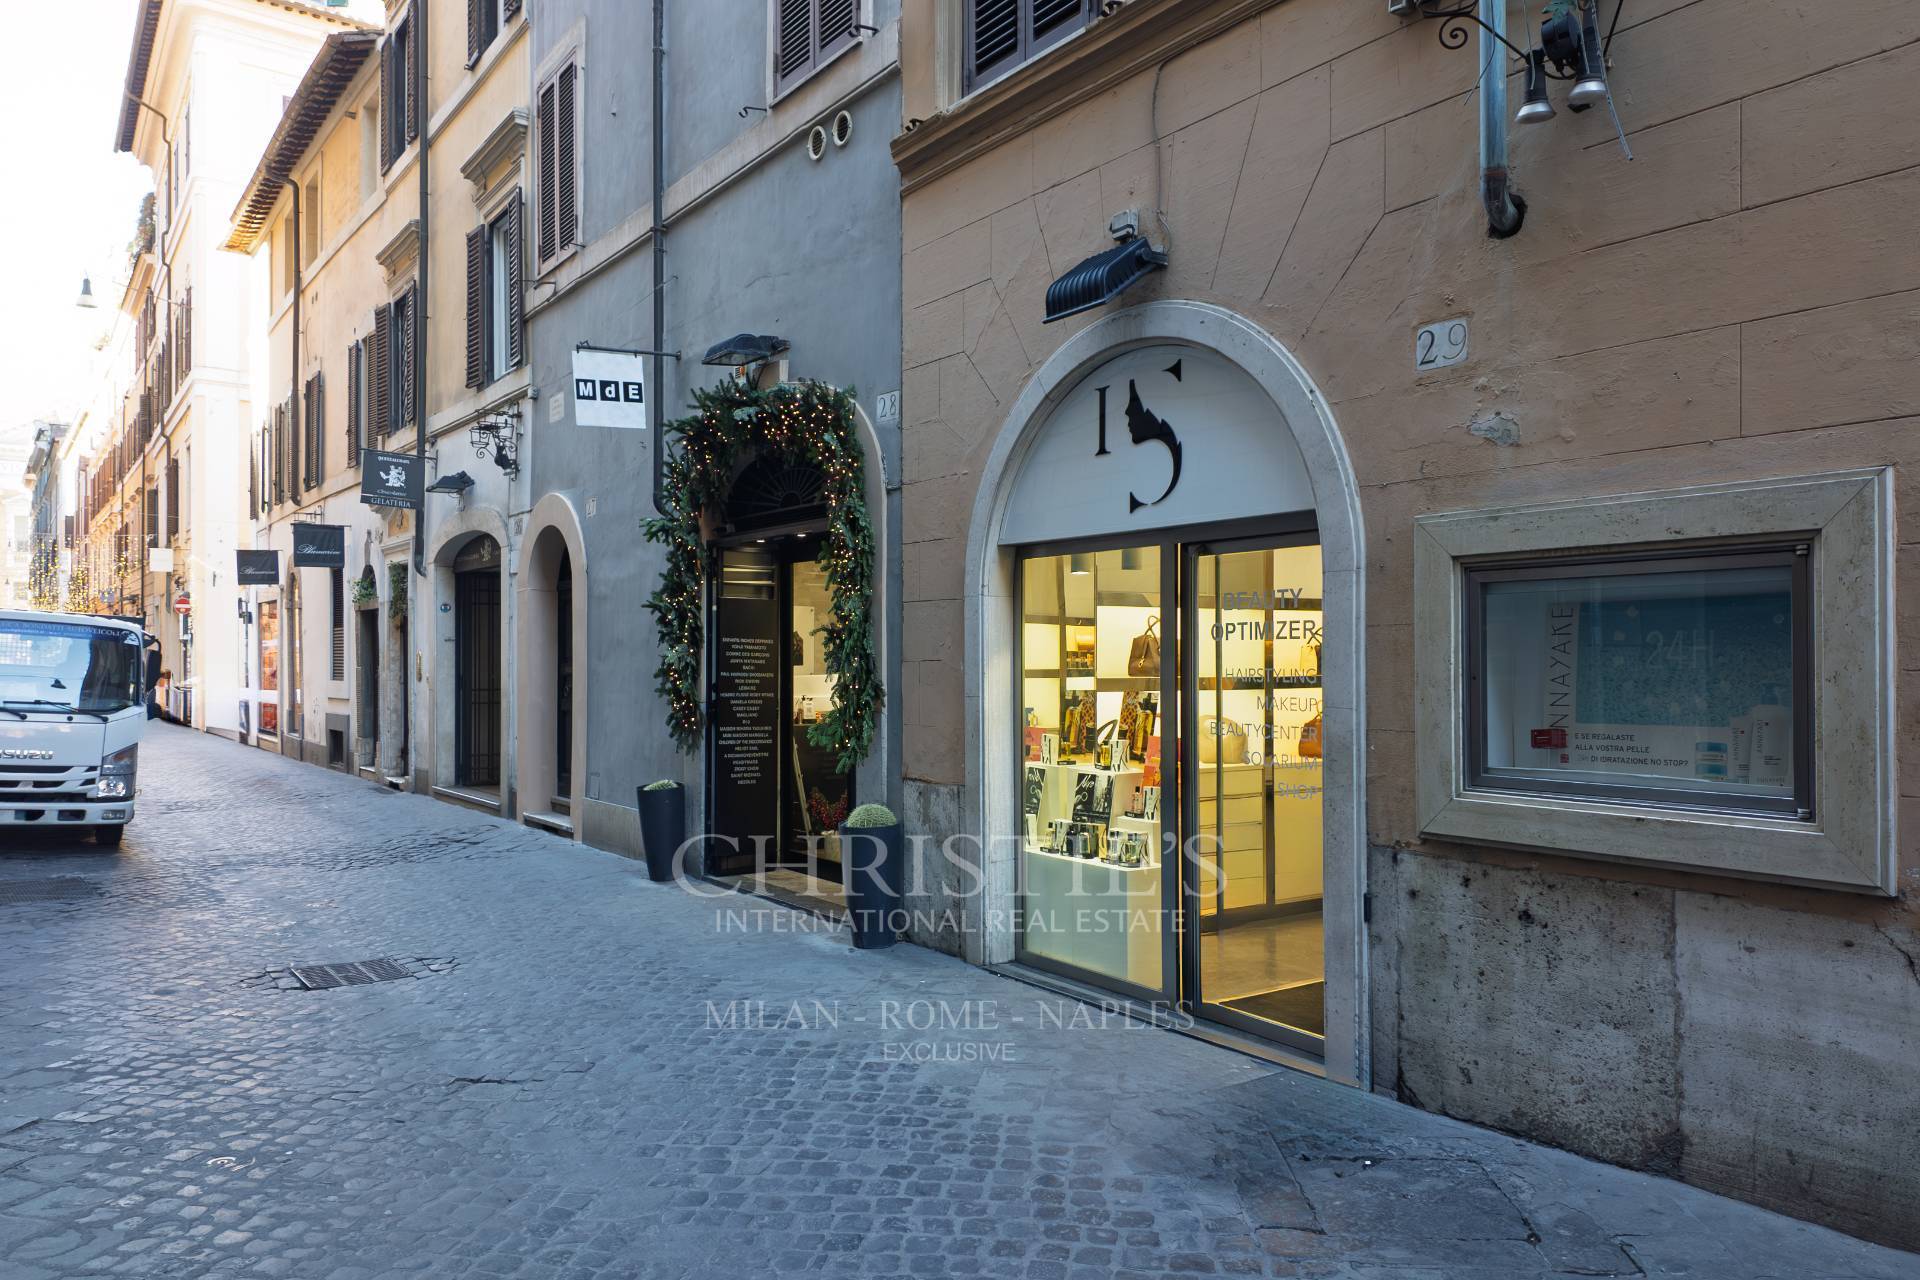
<box><xmin>76</xmin><ymin>275</ymin><xmax>98</xmax><ymax>309</ymax></box>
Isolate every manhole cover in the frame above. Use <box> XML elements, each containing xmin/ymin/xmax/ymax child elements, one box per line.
<box><xmin>0</xmin><ymin>878</ymin><xmax>103</xmax><ymax>905</ymax></box>
<box><xmin>288</xmin><ymin>958</ymin><xmax>412</xmax><ymax>990</ymax></box>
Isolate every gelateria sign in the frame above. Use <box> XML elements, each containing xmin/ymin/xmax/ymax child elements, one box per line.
<box><xmin>999</xmin><ymin>345</ymin><xmax>1315</xmax><ymax>545</ymax></box>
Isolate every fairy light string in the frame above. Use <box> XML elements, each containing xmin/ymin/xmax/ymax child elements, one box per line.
<box><xmin>642</xmin><ymin>379</ymin><xmax>882</xmax><ymax>774</ymax></box>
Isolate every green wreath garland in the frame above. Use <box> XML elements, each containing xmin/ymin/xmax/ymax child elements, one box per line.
<box><xmin>643</xmin><ymin>379</ymin><xmax>883</xmax><ymax>773</ymax></box>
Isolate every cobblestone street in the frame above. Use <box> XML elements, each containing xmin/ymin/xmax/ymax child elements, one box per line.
<box><xmin>0</xmin><ymin>727</ymin><xmax>1909</xmax><ymax>1279</ymax></box>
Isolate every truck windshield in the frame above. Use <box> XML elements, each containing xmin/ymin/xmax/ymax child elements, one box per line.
<box><xmin>0</xmin><ymin>620</ymin><xmax>143</xmax><ymax>715</ymax></box>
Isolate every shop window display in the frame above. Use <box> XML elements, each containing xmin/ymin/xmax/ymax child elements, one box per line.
<box><xmin>1018</xmin><ymin>547</ymin><xmax>1165</xmax><ymax>991</ymax></box>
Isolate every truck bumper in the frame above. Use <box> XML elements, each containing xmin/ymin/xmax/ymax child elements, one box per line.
<box><xmin>0</xmin><ymin>800</ymin><xmax>134</xmax><ymax>827</ymax></box>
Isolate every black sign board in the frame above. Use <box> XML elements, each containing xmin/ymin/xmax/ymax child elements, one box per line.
<box><xmin>359</xmin><ymin>449</ymin><xmax>423</xmax><ymax>510</ymax></box>
<box><xmin>707</xmin><ymin>552</ymin><xmax>781</xmax><ymax>875</ymax></box>
<box><xmin>292</xmin><ymin>523</ymin><xmax>347</xmax><ymax>569</ymax></box>
<box><xmin>235</xmin><ymin>549</ymin><xmax>281</xmax><ymax>586</ymax></box>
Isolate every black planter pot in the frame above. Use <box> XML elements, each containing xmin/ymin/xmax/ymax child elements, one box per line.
<box><xmin>636</xmin><ymin>785</ymin><xmax>685</xmax><ymax>883</ymax></box>
<box><xmin>840</xmin><ymin>821</ymin><xmax>903</xmax><ymax>949</ymax></box>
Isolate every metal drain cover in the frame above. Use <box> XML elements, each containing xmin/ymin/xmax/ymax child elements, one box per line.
<box><xmin>288</xmin><ymin>958</ymin><xmax>412</xmax><ymax>990</ymax></box>
<box><xmin>0</xmin><ymin>878</ymin><xmax>103</xmax><ymax>905</ymax></box>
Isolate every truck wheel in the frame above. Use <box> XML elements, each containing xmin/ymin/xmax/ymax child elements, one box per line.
<box><xmin>94</xmin><ymin>825</ymin><xmax>125</xmax><ymax>847</ymax></box>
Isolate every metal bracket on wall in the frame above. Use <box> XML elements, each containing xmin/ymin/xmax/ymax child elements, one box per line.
<box><xmin>470</xmin><ymin>406</ymin><xmax>523</xmax><ymax>477</ymax></box>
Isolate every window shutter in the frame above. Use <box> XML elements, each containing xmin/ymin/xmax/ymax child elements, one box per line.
<box><xmin>311</xmin><ymin>373</ymin><xmax>325</xmax><ymax>485</ymax></box>
<box><xmin>537</xmin><ymin>78</ymin><xmax>557</xmax><ymax>261</ymax></box>
<box><xmin>775</xmin><ymin>0</ymin><xmax>815</xmax><ymax>93</ymax></box>
<box><xmin>379</xmin><ymin>37</ymin><xmax>396</xmax><ymax>171</ymax></box>
<box><xmin>405</xmin><ymin>21</ymin><xmax>420</xmax><ymax>145</ymax></box>
<box><xmin>557</xmin><ymin>63</ymin><xmax>579</xmax><ymax>253</ymax></box>
<box><xmin>370</xmin><ymin>304</ymin><xmax>391</xmax><ymax>435</ymax></box>
<box><xmin>465</xmin><ymin>224</ymin><xmax>487</xmax><ymax>389</ymax></box>
<box><xmin>504</xmin><ymin>190</ymin><xmax>525</xmax><ymax>369</ymax></box>
<box><xmin>283</xmin><ymin>396</ymin><xmax>297</xmax><ymax>501</ymax></box>
<box><xmin>400</xmin><ymin>287</ymin><xmax>418</xmax><ymax>430</ymax></box>
<box><xmin>467</xmin><ymin>0</ymin><xmax>484</xmax><ymax>68</ymax></box>
<box><xmin>271</xmin><ymin>406</ymin><xmax>285</xmax><ymax>506</ymax></box>
<box><xmin>966</xmin><ymin>0</ymin><xmax>1022</xmax><ymax>91</ymax></box>
<box><xmin>347</xmin><ymin>341</ymin><xmax>363</xmax><ymax>464</ymax></box>
<box><xmin>330</xmin><ymin>568</ymin><xmax>345</xmax><ymax>681</ymax></box>
<box><xmin>504</xmin><ymin>0</ymin><xmax>521</xmax><ymax>16</ymax></box>
<box><xmin>820</xmin><ymin>0</ymin><xmax>860</xmax><ymax>61</ymax></box>
<box><xmin>248</xmin><ymin>432</ymin><xmax>258</xmax><ymax>520</ymax></box>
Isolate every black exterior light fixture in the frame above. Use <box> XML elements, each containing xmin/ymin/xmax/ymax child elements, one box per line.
<box><xmin>1044</xmin><ymin>214</ymin><xmax>1168</xmax><ymax>325</ymax></box>
<box><xmin>425</xmin><ymin>470</ymin><xmax>475</xmax><ymax>496</ymax></box>
<box><xmin>702</xmin><ymin>333</ymin><xmax>791</xmax><ymax>388</ymax></box>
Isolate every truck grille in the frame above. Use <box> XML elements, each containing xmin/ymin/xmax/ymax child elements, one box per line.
<box><xmin>0</xmin><ymin>767</ymin><xmax>96</xmax><ymax>805</ymax></box>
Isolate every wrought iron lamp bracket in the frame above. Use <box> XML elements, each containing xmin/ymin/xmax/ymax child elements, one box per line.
<box><xmin>1410</xmin><ymin>1</ymin><xmax>1589</xmax><ymax>79</ymax></box>
<box><xmin>470</xmin><ymin>406</ymin><xmax>522</xmax><ymax>476</ymax></box>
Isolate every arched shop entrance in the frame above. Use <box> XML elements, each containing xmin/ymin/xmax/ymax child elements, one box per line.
<box><xmin>704</xmin><ymin>455</ymin><xmax>856</xmax><ymax>912</ymax></box>
<box><xmin>964</xmin><ymin>302</ymin><xmax>1368</xmax><ymax>1082</ymax></box>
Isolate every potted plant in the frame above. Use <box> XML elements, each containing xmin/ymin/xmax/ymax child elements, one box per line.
<box><xmin>636</xmin><ymin>780</ymin><xmax>684</xmax><ymax>883</ymax></box>
<box><xmin>840</xmin><ymin>802</ymin><xmax>902</xmax><ymax>950</ymax></box>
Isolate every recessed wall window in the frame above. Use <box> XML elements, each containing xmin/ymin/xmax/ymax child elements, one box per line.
<box><xmin>1465</xmin><ymin>548</ymin><xmax>1810</xmax><ymax>819</ymax></box>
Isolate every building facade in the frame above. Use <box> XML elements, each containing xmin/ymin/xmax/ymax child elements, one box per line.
<box><xmin>522</xmin><ymin>0</ymin><xmax>904</xmax><ymax>861</ymax></box>
<box><xmin>228</xmin><ymin>0</ymin><xmax>530</xmax><ymax>792</ymax></box>
<box><xmin>113</xmin><ymin>0</ymin><xmax>371</xmax><ymax>733</ymax></box>
<box><xmin>892</xmin><ymin>0</ymin><xmax>1918</xmax><ymax>1250</ymax></box>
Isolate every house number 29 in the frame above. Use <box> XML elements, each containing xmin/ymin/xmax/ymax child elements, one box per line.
<box><xmin>1415</xmin><ymin>318</ymin><xmax>1469</xmax><ymax>371</ymax></box>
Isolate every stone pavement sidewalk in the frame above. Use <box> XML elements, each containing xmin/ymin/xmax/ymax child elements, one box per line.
<box><xmin>0</xmin><ymin>726</ymin><xmax>1913</xmax><ymax>1279</ymax></box>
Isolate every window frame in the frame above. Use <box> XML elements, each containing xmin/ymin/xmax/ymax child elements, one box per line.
<box><xmin>1461</xmin><ymin>543</ymin><xmax>1813</xmax><ymax>821</ymax></box>
<box><xmin>1413</xmin><ymin>469</ymin><xmax>1897</xmax><ymax>896</ymax></box>
<box><xmin>962</xmin><ymin>0</ymin><xmax>1094</xmax><ymax>98</ymax></box>
<box><xmin>769</xmin><ymin>0</ymin><xmax>869</xmax><ymax>103</ymax></box>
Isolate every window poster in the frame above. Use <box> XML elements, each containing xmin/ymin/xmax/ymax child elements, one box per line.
<box><xmin>1485</xmin><ymin>570</ymin><xmax>1795</xmax><ymax>796</ymax></box>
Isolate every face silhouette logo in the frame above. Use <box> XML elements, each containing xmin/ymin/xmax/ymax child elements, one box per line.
<box><xmin>1092</xmin><ymin>359</ymin><xmax>1184</xmax><ymax>513</ymax></box>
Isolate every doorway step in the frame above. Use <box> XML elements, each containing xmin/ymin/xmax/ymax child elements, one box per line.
<box><xmin>431</xmin><ymin>784</ymin><xmax>504</xmax><ymax>815</ymax></box>
<box><xmin>525</xmin><ymin>811</ymin><xmax>574</xmax><ymax>837</ymax></box>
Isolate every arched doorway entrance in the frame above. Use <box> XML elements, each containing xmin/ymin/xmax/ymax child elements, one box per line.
<box><xmin>514</xmin><ymin>495</ymin><xmax>588</xmax><ymax>836</ymax></box>
<box><xmin>963</xmin><ymin>302</ymin><xmax>1368</xmax><ymax>1083</ymax></box>
<box><xmin>704</xmin><ymin>454</ymin><xmax>855</xmax><ymax>911</ymax></box>
<box><xmin>452</xmin><ymin>534</ymin><xmax>503</xmax><ymax>791</ymax></box>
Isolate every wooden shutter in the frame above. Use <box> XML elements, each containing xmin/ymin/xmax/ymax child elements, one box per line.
<box><xmin>467</xmin><ymin>0</ymin><xmax>484</xmax><ymax>68</ymax></box>
<box><xmin>465</xmin><ymin>225</ymin><xmax>488</xmax><ymax>389</ymax></box>
<box><xmin>504</xmin><ymin>0</ymin><xmax>521</xmax><ymax>16</ymax></box>
<box><xmin>537</xmin><ymin>77</ymin><xmax>557</xmax><ymax>261</ymax></box>
<box><xmin>774</xmin><ymin>0</ymin><xmax>815</xmax><ymax>93</ymax></box>
<box><xmin>347</xmin><ymin>341</ymin><xmax>363</xmax><ymax>464</ymax></box>
<box><xmin>271</xmin><ymin>405</ymin><xmax>285</xmax><ymax>506</ymax></box>
<box><xmin>557</xmin><ymin>63</ymin><xmax>578</xmax><ymax>253</ymax></box>
<box><xmin>820</xmin><ymin>0</ymin><xmax>860</xmax><ymax>62</ymax></box>
<box><xmin>963</xmin><ymin>0</ymin><xmax>1088</xmax><ymax>92</ymax></box>
<box><xmin>370</xmin><ymin>304</ymin><xmax>391</xmax><ymax>436</ymax></box>
<box><xmin>404</xmin><ymin>19</ymin><xmax>420</xmax><ymax>145</ymax></box>
<box><xmin>284</xmin><ymin>396</ymin><xmax>298</xmax><ymax>501</ymax></box>
<box><xmin>329</xmin><ymin>569</ymin><xmax>345</xmax><ymax>681</ymax></box>
<box><xmin>400</xmin><ymin>287</ymin><xmax>418</xmax><ymax>429</ymax></box>
<box><xmin>310</xmin><ymin>373</ymin><xmax>325</xmax><ymax>486</ymax></box>
<box><xmin>379</xmin><ymin>37</ymin><xmax>396</xmax><ymax>170</ymax></box>
<box><xmin>504</xmin><ymin>190</ymin><xmax>525</xmax><ymax>369</ymax></box>
<box><xmin>248</xmin><ymin>432</ymin><xmax>258</xmax><ymax>520</ymax></box>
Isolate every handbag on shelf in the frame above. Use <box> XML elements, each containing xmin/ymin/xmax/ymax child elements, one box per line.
<box><xmin>1198</xmin><ymin>716</ymin><xmax>1247</xmax><ymax>764</ymax></box>
<box><xmin>1127</xmin><ymin>617</ymin><xmax>1161</xmax><ymax>677</ymax></box>
<box><xmin>1298</xmin><ymin>711</ymin><xmax>1324</xmax><ymax>760</ymax></box>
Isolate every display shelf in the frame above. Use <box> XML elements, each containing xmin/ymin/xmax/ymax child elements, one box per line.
<box><xmin>1023</xmin><ymin>843</ymin><xmax>1159</xmax><ymax>872</ymax></box>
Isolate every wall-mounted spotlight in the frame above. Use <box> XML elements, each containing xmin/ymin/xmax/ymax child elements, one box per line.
<box><xmin>1541</xmin><ymin>1</ymin><xmax>1610</xmax><ymax>112</ymax></box>
<box><xmin>1516</xmin><ymin>48</ymin><xmax>1555</xmax><ymax>125</ymax></box>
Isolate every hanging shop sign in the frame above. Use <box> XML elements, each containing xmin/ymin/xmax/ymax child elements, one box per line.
<box><xmin>292</xmin><ymin>523</ymin><xmax>347</xmax><ymax>569</ymax></box>
<box><xmin>359</xmin><ymin>449</ymin><xmax>423</xmax><ymax>510</ymax></box>
<box><xmin>998</xmin><ymin>345</ymin><xmax>1315</xmax><ymax>546</ymax></box>
<box><xmin>571</xmin><ymin>349</ymin><xmax>647</xmax><ymax>428</ymax></box>
<box><xmin>149</xmin><ymin>547</ymin><xmax>175</xmax><ymax>573</ymax></box>
<box><xmin>235</xmin><ymin>549</ymin><xmax>282</xmax><ymax>585</ymax></box>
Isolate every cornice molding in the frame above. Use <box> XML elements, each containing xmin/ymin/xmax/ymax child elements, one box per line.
<box><xmin>460</xmin><ymin>108</ymin><xmax>529</xmax><ymax>190</ymax></box>
<box><xmin>375</xmin><ymin>218</ymin><xmax>421</xmax><ymax>278</ymax></box>
<box><xmin>891</xmin><ymin>0</ymin><xmax>1280</xmax><ymax>195</ymax></box>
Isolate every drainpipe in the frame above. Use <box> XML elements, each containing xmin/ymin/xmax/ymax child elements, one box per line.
<box><xmin>1479</xmin><ymin>0</ymin><xmax>1525</xmax><ymax>238</ymax></box>
<box><xmin>412</xmin><ymin>0</ymin><xmax>431</xmax><ymax>578</ymax></box>
<box><xmin>650</xmin><ymin>0</ymin><xmax>669</xmax><ymax>514</ymax></box>
<box><xmin>283</xmin><ymin>178</ymin><xmax>303</xmax><ymax>501</ymax></box>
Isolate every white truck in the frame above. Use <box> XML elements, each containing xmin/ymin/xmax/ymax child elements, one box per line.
<box><xmin>0</xmin><ymin>610</ymin><xmax>148</xmax><ymax>846</ymax></box>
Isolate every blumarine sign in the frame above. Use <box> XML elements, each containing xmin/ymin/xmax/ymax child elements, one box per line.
<box><xmin>292</xmin><ymin>524</ymin><xmax>347</xmax><ymax>569</ymax></box>
<box><xmin>359</xmin><ymin>450</ymin><xmax>423</xmax><ymax>510</ymax></box>
<box><xmin>235</xmin><ymin>549</ymin><xmax>281</xmax><ymax>585</ymax></box>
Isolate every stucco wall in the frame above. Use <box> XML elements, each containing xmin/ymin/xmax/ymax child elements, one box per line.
<box><xmin>895</xmin><ymin>0</ymin><xmax>1920</xmax><ymax>1249</ymax></box>
<box><xmin>525</xmin><ymin>1</ymin><xmax>905</xmax><ymax>855</ymax></box>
